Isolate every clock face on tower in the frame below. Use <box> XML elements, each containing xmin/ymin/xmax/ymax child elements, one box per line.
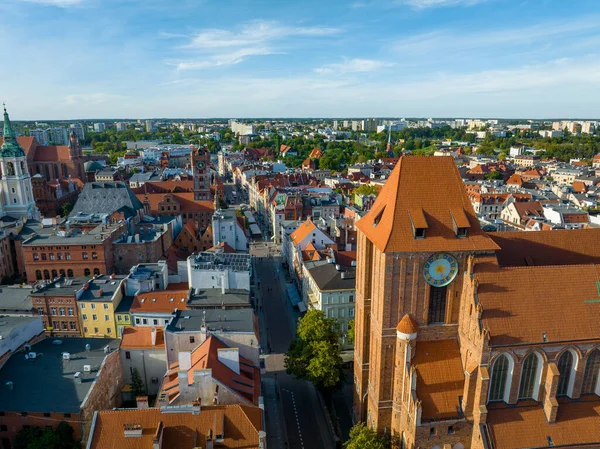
<box><xmin>196</xmin><ymin>160</ymin><xmax>205</xmax><ymax>170</ymax></box>
<box><xmin>423</xmin><ymin>253</ymin><xmax>459</xmax><ymax>287</ymax></box>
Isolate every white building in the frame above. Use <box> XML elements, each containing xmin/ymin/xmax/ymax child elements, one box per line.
<box><xmin>184</xmin><ymin>252</ymin><xmax>251</xmax><ymax>292</ymax></box>
<box><xmin>29</xmin><ymin>129</ymin><xmax>48</xmax><ymax>145</ymax></box>
<box><xmin>48</xmin><ymin>127</ymin><xmax>69</xmax><ymax>145</ymax></box>
<box><xmin>94</xmin><ymin>123</ymin><xmax>106</xmax><ymax>133</ymax></box>
<box><xmin>212</xmin><ymin>209</ymin><xmax>249</xmax><ymax>252</ymax></box>
<box><xmin>120</xmin><ymin>326</ymin><xmax>167</xmax><ymax>395</ymax></box>
<box><xmin>115</xmin><ymin>122</ymin><xmax>126</xmax><ymax>132</ymax></box>
<box><xmin>229</xmin><ymin>120</ymin><xmax>255</xmax><ymax>136</ymax></box>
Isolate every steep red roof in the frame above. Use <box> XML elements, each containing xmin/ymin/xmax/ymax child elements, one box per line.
<box><xmin>356</xmin><ymin>156</ymin><xmax>498</xmax><ymax>253</ymax></box>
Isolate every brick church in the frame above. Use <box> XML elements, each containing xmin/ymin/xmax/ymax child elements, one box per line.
<box><xmin>354</xmin><ymin>156</ymin><xmax>600</xmax><ymax>449</ymax></box>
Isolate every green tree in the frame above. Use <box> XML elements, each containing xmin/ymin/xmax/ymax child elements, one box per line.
<box><xmin>353</xmin><ymin>185</ymin><xmax>378</xmax><ymax>196</ymax></box>
<box><xmin>60</xmin><ymin>201</ymin><xmax>74</xmax><ymax>217</ymax></box>
<box><xmin>285</xmin><ymin>310</ymin><xmax>343</xmax><ymax>390</ymax></box>
<box><xmin>131</xmin><ymin>367</ymin><xmax>145</xmax><ymax>397</ymax></box>
<box><xmin>484</xmin><ymin>171</ymin><xmax>504</xmax><ymax>180</ymax></box>
<box><xmin>344</xmin><ymin>423</ymin><xmax>390</xmax><ymax>449</ymax></box>
<box><xmin>497</xmin><ymin>151</ymin><xmax>507</xmax><ymax>161</ymax></box>
<box><xmin>14</xmin><ymin>422</ymin><xmax>79</xmax><ymax>449</ymax></box>
<box><xmin>348</xmin><ymin>319</ymin><xmax>355</xmax><ymax>344</ymax></box>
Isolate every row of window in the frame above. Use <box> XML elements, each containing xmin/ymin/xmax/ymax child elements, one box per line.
<box><xmin>489</xmin><ymin>349</ymin><xmax>600</xmax><ymax>403</ymax></box>
<box><xmin>39</xmin><ymin>307</ymin><xmax>75</xmax><ymax>316</ymax></box>
<box><xmin>322</xmin><ymin>295</ymin><xmax>354</xmax><ymax>305</ymax></box>
<box><xmin>326</xmin><ymin>307</ymin><xmax>354</xmax><ymax>319</ymax></box>
<box><xmin>50</xmin><ymin>321</ymin><xmax>78</xmax><ymax>331</ymax></box>
<box><xmin>83</xmin><ymin>327</ymin><xmax>112</xmax><ymax>335</ymax></box>
<box><xmin>80</xmin><ymin>303</ymin><xmax>109</xmax><ymax>310</ymax></box>
<box><xmin>81</xmin><ymin>314</ymin><xmax>111</xmax><ymax>322</ymax></box>
<box><xmin>35</xmin><ymin>267</ymin><xmax>100</xmax><ymax>280</ymax></box>
<box><xmin>32</xmin><ymin>252</ymin><xmax>97</xmax><ymax>261</ymax></box>
<box><xmin>135</xmin><ymin>317</ymin><xmax>170</xmax><ymax>326</ymax></box>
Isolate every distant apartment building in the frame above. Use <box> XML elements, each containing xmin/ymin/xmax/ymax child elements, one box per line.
<box><xmin>229</xmin><ymin>120</ymin><xmax>255</xmax><ymax>136</ymax></box>
<box><xmin>115</xmin><ymin>122</ymin><xmax>126</xmax><ymax>131</ymax></box>
<box><xmin>145</xmin><ymin>120</ymin><xmax>157</xmax><ymax>133</ymax></box>
<box><xmin>69</xmin><ymin>123</ymin><xmax>85</xmax><ymax>141</ymax></box>
<box><xmin>539</xmin><ymin>129</ymin><xmax>563</xmax><ymax>138</ymax></box>
<box><xmin>29</xmin><ymin>128</ymin><xmax>49</xmax><ymax>145</ymax></box>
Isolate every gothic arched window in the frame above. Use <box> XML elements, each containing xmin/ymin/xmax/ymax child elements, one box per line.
<box><xmin>7</xmin><ymin>162</ymin><xmax>15</xmax><ymax>176</ymax></box>
<box><xmin>67</xmin><ymin>269</ymin><xmax>74</xmax><ymax>277</ymax></box>
<box><xmin>489</xmin><ymin>354</ymin><xmax>511</xmax><ymax>402</ymax></box>
<box><xmin>44</xmin><ymin>165</ymin><xmax>50</xmax><ymax>180</ymax></box>
<box><xmin>582</xmin><ymin>350</ymin><xmax>600</xmax><ymax>395</ymax></box>
<box><xmin>54</xmin><ymin>164</ymin><xmax>59</xmax><ymax>179</ymax></box>
<box><xmin>43</xmin><ymin>269</ymin><xmax>50</xmax><ymax>280</ymax></box>
<box><xmin>557</xmin><ymin>351</ymin><xmax>575</xmax><ymax>397</ymax></box>
<box><xmin>519</xmin><ymin>353</ymin><xmax>541</xmax><ymax>400</ymax></box>
<box><xmin>62</xmin><ymin>163</ymin><xmax>68</xmax><ymax>178</ymax></box>
<box><xmin>428</xmin><ymin>286</ymin><xmax>447</xmax><ymax>324</ymax></box>
<box><xmin>35</xmin><ymin>270</ymin><xmax>42</xmax><ymax>280</ymax></box>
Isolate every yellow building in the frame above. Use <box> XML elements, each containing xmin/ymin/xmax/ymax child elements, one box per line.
<box><xmin>114</xmin><ymin>296</ymin><xmax>134</xmax><ymax>337</ymax></box>
<box><xmin>77</xmin><ymin>275</ymin><xmax>127</xmax><ymax>338</ymax></box>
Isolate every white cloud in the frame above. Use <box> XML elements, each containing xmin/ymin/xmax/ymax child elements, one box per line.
<box><xmin>19</xmin><ymin>0</ymin><xmax>84</xmax><ymax>6</ymax></box>
<box><xmin>176</xmin><ymin>47</ymin><xmax>279</xmax><ymax>70</ymax></box>
<box><xmin>314</xmin><ymin>58</ymin><xmax>395</xmax><ymax>74</ymax></box>
<box><xmin>65</xmin><ymin>93</ymin><xmax>126</xmax><ymax>105</ymax></box>
<box><xmin>395</xmin><ymin>0</ymin><xmax>487</xmax><ymax>8</ymax></box>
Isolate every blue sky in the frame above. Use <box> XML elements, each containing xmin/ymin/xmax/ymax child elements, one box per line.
<box><xmin>1</xmin><ymin>0</ymin><xmax>600</xmax><ymax>119</ymax></box>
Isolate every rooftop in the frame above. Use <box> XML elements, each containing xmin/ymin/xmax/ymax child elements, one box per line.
<box><xmin>188</xmin><ymin>288</ymin><xmax>251</xmax><ymax>308</ymax></box>
<box><xmin>167</xmin><ymin>309</ymin><xmax>256</xmax><ymax>334</ymax></box>
<box><xmin>0</xmin><ymin>337</ymin><xmax>119</xmax><ymax>413</ymax></box>
<box><xmin>190</xmin><ymin>252</ymin><xmax>251</xmax><ymax>273</ymax></box>
<box><xmin>88</xmin><ymin>405</ymin><xmax>263</xmax><ymax>449</ymax></box>
<box><xmin>120</xmin><ymin>326</ymin><xmax>165</xmax><ymax>349</ymax></box>
<box><xmin>305</xmin><ymin>261</ymin><xmax>356</xmax><ymax>292</ymax></box>
<box><xmin>0</xmin><ymin>316</ymin><xmax>42</xmax><ymax>341</ymax></box>
<box><xmin>0</xmin><ymin>286</ymin><xmax>33</xmax><ymax>313</ymax></box>
<box><xmin>70</xmin><ymin>181</ymin><xmax>144</xmax><ymax>219</ymax></box>
<box><xmin>412</xmin><ymin>339</ymin><xmax>464</xmax><ymax>421</ymax></box>
<box><xmin>30</xmin><ymin>278</ymin><xmax>87</xmax><ymax>296</ymax></box>
<box><xmin>131</xmin><ymin>283</ymin><xmax>189</xmax><ymax>314</ymax></box>
<box><xmin>21</xmin><ymin>219</ymin><xmax>124</xmax><ymax>246</ymax></box>
<box><xmin>487</xmin><ymin>398</ymin><xmax>600</xmax><ymax>449</ymax></box>
<box><xmin>79</xmin><ymin>275</ymin><xmax>127</xmax><ymax>302</ymax></box>
<box><xmin>356</xmin><ymin>156</ymin><xmax>498</xmax><ymax>253</ymax></box>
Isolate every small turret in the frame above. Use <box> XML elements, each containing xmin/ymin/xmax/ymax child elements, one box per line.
<box><xmin>1</xmin><ymin>105</ymin><xmax>25</xmax><ymax>158</ymax></box>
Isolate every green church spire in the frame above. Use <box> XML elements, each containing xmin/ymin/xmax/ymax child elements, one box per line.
<box><xmin>1</xmin><ymin>105</ymin><xmax>26</xmax><ymax>158</ymax></box>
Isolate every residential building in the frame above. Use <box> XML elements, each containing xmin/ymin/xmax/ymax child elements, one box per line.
<box><xmin>77</xmin><ymin>275</ymin><xmax>126</xmax><ymax>338</ymax></box>
<box><xmin>353</xmin><ymin>156</ymin><xmax>600</xmax><ymax>449</ymax></box>
<box><xmin>165</xmin><ymin>309</ymin><xmax>260</xmax><ymax>367</ymax></box>
<box><xmin>184</xmin><ymin>252</ymin><xmax>251</xmax><ymax>291</ymax></box>
<box><xmin>86</xmin><ymin>404</ymin><xmax>265</xmax><ymax>449</ymax></box>
<box><xmin>303</xmin><ymin>259</ymin><xmax>355</xmax><ymax>348</ymax></box>
<box><xmin>93</xmin><ymin>123</ymin><xmax>105</xmax><ymax>133</ymax></box>
<box><xmin>115</xmin><ymin>122</ymin><xmax>126</xmax><ymax>131</ymax></box>
<box><xmin>130</xmin><ymin>282</ymin><xmax>189</xmax><ymax>328</ymax></box>
<box><xmin>159</xmin><ymin>335</ymin><xmax>260</xmax><ymax>406</ymax></box>
<box><xmin>145</xmin><ymin>120</ymin><xmax>156</xmax><ymax>133</ymax></box>
<box><xmin>0</xmin><ymin>338</ymin><xmax>122</xmax><ymax>445</ymax></box>
<box><xmin>187</xmin><ymin>288</ymin><xmax>251</xmax><ymax>310</ymax></box>
<box><xmin>114</xmin><ymin>295</ymin><xmax>133</xmax><ymax>336</ymax></box>
<box><xmin>513</xmin><ymin>155</ymin><xmax>540</xmax><ymax>167</ymax></box>
<box><xmin>30</xmin><ymin>175</ymin><xmax>82</xmax><ymax>217</ymax></box>
<box><xmin>212</xmin><ymin>209</ymin><xmax>248</xmax><ymax>251</ymax></box>
<box><xmin>94</xmin><ymin>168</ymin><xmax>119</xmax><ymax>182</ymax></box>
<box><xmin>30</xmin><ymin>278</ymin><xmax>85</xmax><ymax>337</ymax></box>
<box><xmin>29</xmin><ymin>128</ymin><xmax>48</xmax><ymax>145</ymax></box>
<box><xmin>120</xmin><ymin>326</ymin><xmax>166</xmax><ymax>395</ymax></box>
<box><xmin>0</xmin><ymin>286</ymin><xmax>33</xmax><ymax>316</ymax></box>
<box><xmin>543</xmin><ymin>205</ymin><xmax>589</xmax><ymax>229</ymax></box>
<box><xmin>69</xmin><ymin>123</ymin><xmax>85</xmax><ymax>141</ymax></box>
<box><xmin>47</xmin><ymin>127</ymin><xmax>69</xmax><ymax>145</ymax></box>
<box><xmin>0</xmin><ymin>316</ymin><xmax>44</xmax><ymax>368</ymax></box>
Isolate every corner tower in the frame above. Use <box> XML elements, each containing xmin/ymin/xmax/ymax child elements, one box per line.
<box><xmin>352</xmin><ymin>156</ymin><xmax>498</xmax><ymax>431</ymax></box>
<box><xmin>0</xmin><ymin>106</ymin><xmax>39</xmax><ymax>220</ymax></box>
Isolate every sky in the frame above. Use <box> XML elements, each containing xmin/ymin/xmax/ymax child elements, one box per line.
<box><xmin>1</xmin><ymin>0</ymin><xmax>600</xmax><ymax>119</ymax></box>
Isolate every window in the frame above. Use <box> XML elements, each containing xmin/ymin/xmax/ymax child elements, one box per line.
<box><xmin>92</xmin><ymin>252</ymin><xmax>98</xmax><ymax>259</ymax></box>
<box><xmin>80</xmin><ymin>304</ymin><xmax>85</xmax><ymax>309</ymax></box>
<box><xmin>33</xmin><ymin>253</ymin><xmax>39</xmax><ymax>260</ymax></box>
<box><xmin>107</xmin><ymin>328</ymin><xmax>112</xmax><ymax>334</ymax></box>
<box><xmin>57</xmin><ymin>253</ymin><xmax>62</xmax><ymax>260</ymax></box>
<box><xmin>35</xmin><ymin>270</ymin><xmax>42</xmax><ymax>280</ymax></box>
<box><xmin>94</xmin><ymin>268</ymin><xmax>100</xmax><ymax>276</ymax></box>
<box><xmin>58</xmin><ymin>308</ymin><xmax>65</xmax><ymax>316</ymax></box>
<box><xmin>43</xmin><ymin>269</ymin><xmax>50</xmax><ymax>280</ymax></box>
<box><xmin>519</xmin><ymin>353</ymin><xmax>541</xmax><ymax>400</ymax></box>
<box><xmin>67</xmin><ymin>269</ymin><xmax>73</xmax><ymax>277</ymax></box>
<box><xmin>124</xmin><ymin>316</ymin><xmax>129</xmax><ymax>322</ymax></box>
<box><xmin>414</xmin><ymin>227</ymin><xmax>426</xmax><ymax>239</ymax></box>
<box><xmin>190</xmin><ymin>336</ymin><xmax>195</xmax><ymax>344</ymax></box>
<box><xmin>83</xmin><ymin>327</ymin><xmax>88</xmax><ymax>333</ymax></box>
<box><xmin>91</xmin><ymin>304</ymin><xmax>96</xmax><ymax>310</ymax></box>
<box><xmin>60</xmin><ymin>269</ymin><xmax>66</xmax><ymax>277</ymax></box>
<box><xmin>65</xmin><ymin>252</ymin><xmax>71</xmax><ymax>260</ymax></box>
<box><xmin>92</xmin><ymin>314</ymin><xmax>97</xmax><ymax>321</ymax></box>
<box><xmin>41</xmin><ymin>253</ymin><xmax>47</xmax><ymax>260</ymax></box>
<box><xmin>70</xmin><ymin>321</ymin><xmax>76</xmax><ymax>330</ymax></box>
<box><xmin>64</xmin><ymin>413</ymin><xmax>71</xmax><ymax>418</ymax></box>
<box><xmin>103</xmin><ymin>304</ymin><xmax>109</xmax><ymax>310</ymax></box>
<box><xmin>82</xmin><ymin>252</ymin><xmax>88</xmax><ymax>259</ymax></box>
<box><xmin>49</xmin><ymin>253</ymin><xmax>55</xmax><ymax>260</ymax></box>
<box><xmin>428</xmin><ymin>286</ymin><xmax>447</xmax><ymax>324</ymax></box>
<box><xmin>457</xmin><ymin>227</ymin><xmax>468</xmax><ymax>238</ymax></box>
<box><xmin>142</xmin><ymin>319</ymin><xmax>147</xmax><ymax>325</ymax></box>
<box><xmin>62</xmin><ymin>322</ymin><xmax>68</xmax><ymax>330</ymax></box>
<box><xmin>489</xmin><ymin>354</ymin><xmax>510</xmax><ymax>402</ymax></box>
<box><xmin>105</xmin><ymin>315</ymin><xmax>109</xmax><ymax>321</ymax></box>
<box><xmin>135</xmin><ymin>318</ymin><xmax>140</xmax><ymax>324</ymax></box>
<box><xmin>94</xmin><ymin>327</ymin><xmax>99</xmax><ymax>333</ymax></box>
<box><xmin>84</xmin><ymin>268</ymin><xmax>90</xmax><ymax>276</ymax></box>
<box><xmin>582</xmin><ymin>350</ymin><xmax>600</xmax><ymax>395</ymax></box>
<box><xmin>349</xmin><ymin>308</ymin><xmax>354</xmax><ymax>317</ymax></box>
<box><xmin>125</xmin><ymin>351</ymin><xmax>131</xmax><ymax>359</ymax></box>
<box><xmin>51</xmin><ymin>269</ymin><xmax>58</xmax><ymax>278</ymax></box>
<box><xmin>557</xmin><ymin>351</ymin><xmax>574</xmax><ymax>397</ymax></box>
<box><xmin>349</xmin><ymin>295</ymin><xmax>354</xmax><ymax>303</ymax></box>
<box><xmin>82</xmin><ymin>314</ymin><xmax>87</xmax><ymax>320</ymax></box>
<box><xmin>50</xmin><ymin>307</ymin><xmax>57</xmax><ymax>316</ymax></box>
<box><xmin>68</xmin><ymin>308</ymin><xmax>74</xmax><ymax>316</ymax></box>
<box><xmin>153</xmin><ymin>319</ymin><xmax>158</xmax><ymax>325</ymax></box>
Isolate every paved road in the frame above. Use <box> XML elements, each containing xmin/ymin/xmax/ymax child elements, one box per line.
<box><xmin>254</xmin><ymin>254</ymin><xmax>336</xmax><ymax>449</ymax></box>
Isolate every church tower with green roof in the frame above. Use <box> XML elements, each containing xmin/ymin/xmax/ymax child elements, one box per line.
<box><xmin>0</xmin><ymin>106</ymin><xmax>39</xmax><ymax>220</ymax></box>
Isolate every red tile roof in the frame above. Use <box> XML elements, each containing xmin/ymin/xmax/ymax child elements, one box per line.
<box><xmin>137</xmin><ymin>192</ymin><xmax>214</xmax><ymax>213</ymax></box>
<box><xmin>412</xmin><ymin>339</ymin><xmax>464</xmax><ymax>421</ymax></box>
<box><xmin>131</xmin><ymin>284</ymin><xmax>189</xmax><ymax>313</ymax></box>
<box><xmin>120</xmin><ymin>326</ymin><xmax>165</xmax><ymax>349</ymax></box>
<box><xmin>0</xmin><ymin>136</ymin><xmax>36</xmax><ymax>157</ymax></box>
<box><xmin>88</xmin><ymin>405</ymin><xmax>263</xmax><ymax>449</ymax></box>
<box><xmin>356</xmin><ymin>156</ymin><xmax>498</xmax><ymax>253</ymax></box>
<box><xmin>487</xmin><ymin>398</ymin><xmax>600</xmax><ymax>449</ymax></box>
<box><xmin>396</xmin><ymin>314</ymin><xmax>418</xmax><ymax>334</ymax></box>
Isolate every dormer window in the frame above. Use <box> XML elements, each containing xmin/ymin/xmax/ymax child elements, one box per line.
<box><xmin>372</xmin><ymin>206</ymin><xmax>385</xmax><ymax>227</ymax></box>
<box><xmin>450</xmin><ymin>207</ymin><xmax>471</xmax><ymax>239</ymax></box>
<box><xmin>408</xmin><ymin>208</ymin><xmax>428</xmax><ymax>239</ymax></box>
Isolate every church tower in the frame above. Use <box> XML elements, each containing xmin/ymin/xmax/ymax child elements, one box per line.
<box><xmin>0</xmin><ymin>106</ymin><xmax>39</xmax><ymax>220</ymax></box>
<box><xmin>191</xmin><ymin>146</ymin><xmax>212</xmax><ymax>201</ymax></box>
<box><xmin>68</xmin><ymin>129</ymin><xmax>84</xmax><ymax>179</ymax></box>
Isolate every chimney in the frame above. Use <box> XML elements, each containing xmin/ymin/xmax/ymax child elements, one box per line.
<box><xmin>217</xmin><ymin>348</ymin><xmax>240</xmax><ymax>375</ymax></box>
<box><xmin>152</xmin><ymin>422</ymin><xmax>164</xmax><ymax>449</ymax></box>
<box><xmin>136</xmin><ymin>396</ymin><xmax>149</xmax><ymax>409</ymax></box>
<box><xmin>157</xmin><ymin>392</ymin><xmax>170</xmax><ymax>408</ymax></box>
<box><xmin>178</xmin><ymin>350</ymin><xmax>192</xmax><ymax>371</ymax></box>
<box><xmin>258</xmin><ymin>431</ymin><xmax>267</xmax><ymax>449</ymax></box>
<box><xmin>123</xmin><ymin>423</ymin><xmax>143</xmax><ymax>438</ymax></box>
<box><xmin>221</xmin><ymin>282</ymin><xmax>225</xmax><ymax>295</ymax></box>
<box><xmin>151</xmin><ymin>326</ymin><xmax>157</xmax><ymax>346</ymax></box>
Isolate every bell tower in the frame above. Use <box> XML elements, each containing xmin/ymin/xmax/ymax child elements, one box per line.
<box><xmin>0</xmin><ymin>105</ymin><xmax>39</xmax><ymax>220</ymax></box>
<box><xmin>191</xmin><ymin>146</ymin><xmax>211</xmax><ymax>201</ymax></box>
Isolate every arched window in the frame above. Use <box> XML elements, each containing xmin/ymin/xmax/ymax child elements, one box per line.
<box><xmin>582</xmin><ymin>350</ymin><xmax>600</xmax><ymax>395</ymax></box>
<box><xmin>51</xmin><ymin>269</ymin><xmax>58</xmax><ymax>278</ymax></box>
<box><xmin>557</xmin><ymin>351</ymin><xmax>575</xmax><ymax>397</ymax></box>
<box><xmin>43</xmin><ymin>269</ymin><xmax>50</xmax><ymax>280</ymax></box>
<box><xmin>519</xmin><ymin>352</ymin><xmax>542</xmax><ymax>400</ymax></box>
<box><xmin>67</xmin><ymin>269</ymin><xmax>74</xmax><ymax>277</ymax></box>
<box><xmin>35</xmin><ymin>270</ymin><xmax>42</xmax><ymax>280</ymax></box>
<box><xmin>93</xmin><ymin>268</ymin><xmax>100</xmax><ymax>275</ymax></box>
<box><xmin>428</xmin><ymin>286</ymin><xmax>447</xmax><ymax>324</ymax></box>
<box><xmin>54</xmin><ymin>164</ymin><xmax>59</xmax><ymax>179</ymax></box>
<box><xmin>20</xmin><ymin>161</ymin><xmax>25</xmax><ymax>173</ymax></box>
<box><xmin>59</xmin><ymin>269</ymin><xmax>66</xmax><ymax>277</ymax></box>
<box><xmin>489</xmin><ymin>354</ymin><xmax>512</xmax><ymax>402</ymax></box>
<box><xmin>44</xmin><ymin>165</ymin><xmax>50</xmax><ymax>180</ymax></box>
<box><xmin>7</xmin><ymin>162</ymin><xmax>15</xmax><ymax>176</ymax></box>
<box><xmin>57</xmin><ymin>252</ymin><xmax>62</xmax><ymax>260</ymax></box>
<box><xmin>84</xmin><ymin>268</ymin><xmax>91</xmax><ymax>276</ymax></box>
<box><xmin>62</xmin><ymin>163</ymin><xmax>68</xmax><ymax>177</ymax></box>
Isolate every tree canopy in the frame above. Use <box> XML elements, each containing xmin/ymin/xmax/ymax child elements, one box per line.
<box><xmin>14</xmin><ymin>422</ymin><xmax>80</xmax><ymax>449</ymax></box>
<box><xmin>285</xmin><ymin>309</ymin><xmax>344</xmax><ymax>390</ymax></box>
<box><xmin>344</xmin><ymin>423</ymin><xmax>390</xmax><ymax>449</ymax></box>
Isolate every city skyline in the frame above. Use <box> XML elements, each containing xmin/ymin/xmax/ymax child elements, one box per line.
<box><xmin>2</xmin><ymin>0</ymin><xmax>600</xmax><ymax>119</ymax></box>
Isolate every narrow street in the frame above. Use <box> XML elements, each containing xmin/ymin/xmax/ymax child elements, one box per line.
<box><xmin>253</xmin><ymin>250</ymin><xmax>336</xmax><ymax>449</ymax></box>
